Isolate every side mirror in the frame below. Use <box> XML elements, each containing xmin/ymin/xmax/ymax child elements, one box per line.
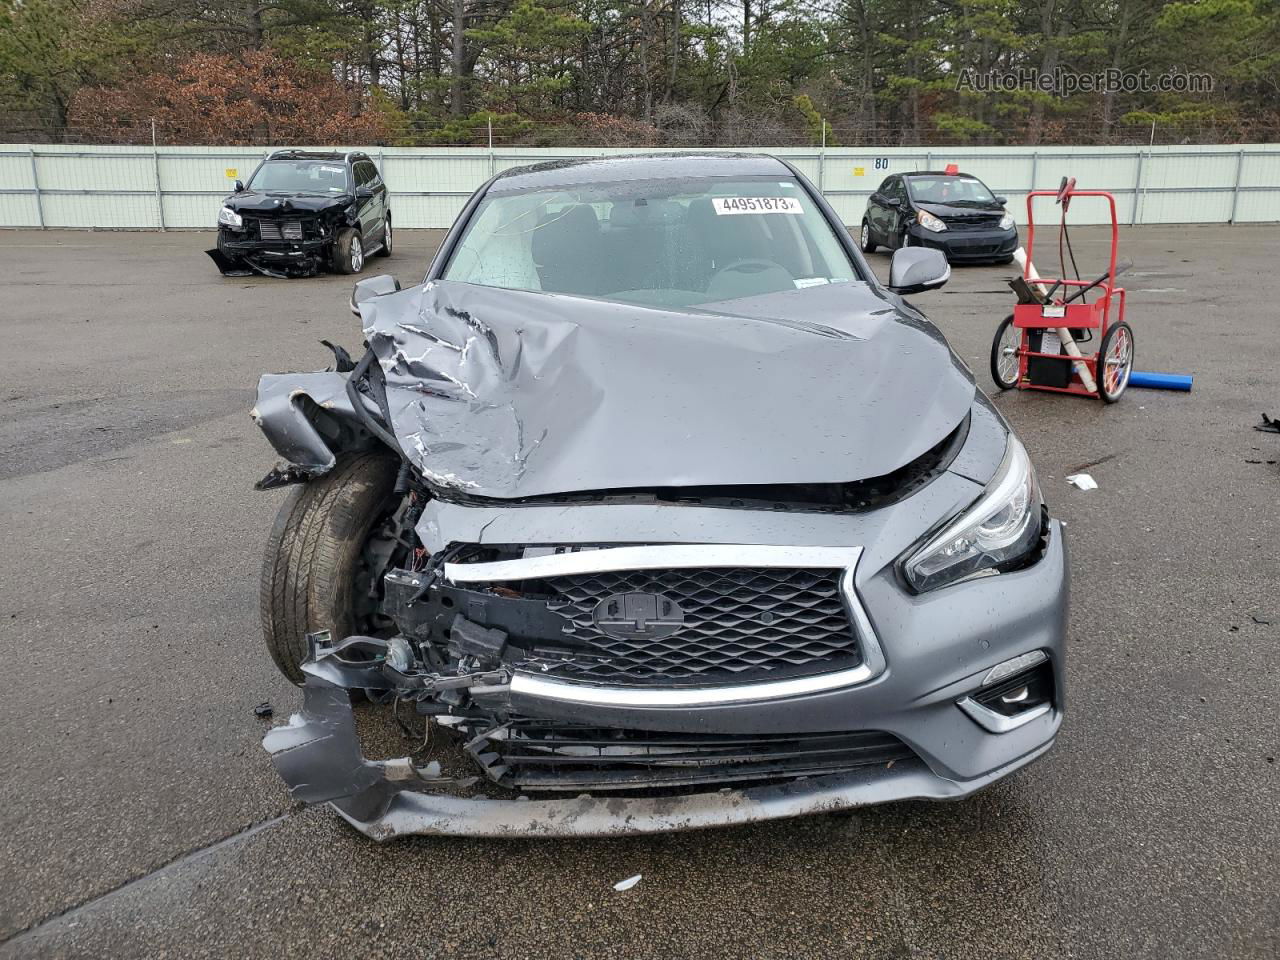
<box><xmin>355</xmin><ymin>185</ymin><xmax>374</xmax><ymax>199</ymax></box>
<box><xmin>888</xmin><ymin>247</ymin><xmax>950</xmax><ymax>295</ymax></box>
<box><xmin>994</xmin><ymin>195</ymin><xmax>1008</xmax><ymax>205</ymax></box>
<box><xmin>234</xmin><ymin>179</ymin><xmax>244</xmax><ymax>192</ymax></box>
<box><xmin>886</xmin><ymin>197</ymin><xmax>902</xmax><ymax>208</ymax></box>
<box><xmin>350</xmin><ymin>274</ymin><xmax>400</xmax><ymax>316</ymax></box>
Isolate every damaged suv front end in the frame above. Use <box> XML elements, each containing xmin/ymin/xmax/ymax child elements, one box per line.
<box><xmin>254</xmin><ymin>154</ymin><xmax>1066</xmax><ymax>838</ymax></box>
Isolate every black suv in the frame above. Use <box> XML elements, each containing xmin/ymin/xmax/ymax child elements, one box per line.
<box><xmin>207</xmin><ymin>150</ymin><xmax>391</xmax><ymax>278</ymax></box>
<box><xmin>861</xmin><ymin>171</ymin><xmax>1016</xmax><ymax>264</ymax></box>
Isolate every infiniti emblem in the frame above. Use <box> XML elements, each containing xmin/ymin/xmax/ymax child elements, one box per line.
<box><xmin>592</xmin><ymin>591</ymin><xmax>685</xmax><ymax>641</ymax></box>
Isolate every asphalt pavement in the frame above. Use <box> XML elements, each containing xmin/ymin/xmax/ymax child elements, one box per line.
<box><xmin>0</xmin><ymin>225</ymin><xmax>1276</xmax><ymax>959</ymax></box>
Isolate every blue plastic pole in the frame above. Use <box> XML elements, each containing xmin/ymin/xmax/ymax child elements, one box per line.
<box><xmin>1129</xmin><ymin>371</ymin><xmax>1193</xmax><ymax>391</ymax></box>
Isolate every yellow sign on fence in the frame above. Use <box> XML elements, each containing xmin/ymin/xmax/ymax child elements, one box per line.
<box><xmin>225</xmin><ymin>168</ymin><xmax>238</xmax><ymax>179</ymax></box>
<box><xmin>853</xmin><ymin>166</ymin><xmax>865</xmax><ymax>177</ymax></box>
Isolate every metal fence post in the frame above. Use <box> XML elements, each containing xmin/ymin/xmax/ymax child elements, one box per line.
<box><xmin>1131</xmin><ymin>150</ymin><xmax>1145</xmax><ymax>225</ymax></box>
<box><xmin>488</xmin><ymin>115</ymin><xmax>496</xmax><ymax>177</ymax></box>
<box><xmin>924</xmin><ymin>151</ymin><xmax>931</xmax><ymax>173</ymax></box>
<box><xmin>1229</xmin><ymin>148</ymin><xmax>1245</xmax><ymax>224</ymax></box>
<box><xmin>151</xmin><ymin>119</ymin><xmax>166</xmax><ymax>231</ymax></box>
<box><xmin>28</xmin><ymin>146</ymin><xmax>45</xmax><ymax>229</ymax></box>
<box><xmin>1029</xmin><ymin>151</ymin><xmax>1039</xmax><ymax>194</ymax></box>
<box><xmin>818</xmin><ymin>118</ymin><xmax>826</xmax><ymax>195</ymax></box>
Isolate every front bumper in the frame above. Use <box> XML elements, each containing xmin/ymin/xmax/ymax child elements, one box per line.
<box><xmin>269</xmin><ymin>660</ymin><xmax>1055</xmax><ymax>838</ymax></box>
<box><xmin>909</xmin><ymin>225</ymin><xmax>1018</xmax><ymax>262</ymax></box>
<box><xmin>264</xmin><ymin>520</ymin><xmax>1067</xmax><ymax>837</ymax></box>
<box><xmin>207</xmin><ymin>227</ymin><xmax>332</xmax><ymax>277</ymax></box>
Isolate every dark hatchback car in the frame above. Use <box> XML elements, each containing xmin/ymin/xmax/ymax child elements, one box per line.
<box><xmin>861</xmin><ymin>171</ymin><xmax>1017</xmax><ymax>264</ymax></box>
<box><xmin>207</xmin><ymin>149</ymin><xmax>392</xmax><ymax>278</ymax></box>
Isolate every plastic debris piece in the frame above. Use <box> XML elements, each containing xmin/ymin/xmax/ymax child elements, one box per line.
<box><xmin>1255</xmin><ymin>413</ymin><xmax>1280</xmax><ymax>435</ymax></box>
<box><xmin>1066</xmin><ymin>473</ymin><xmax>1098</xmax><ymax>491</ymax></box>
<box><xmin>254</xmin><ymin>701</ymin><xmax>274</xmax><ymax>718</ymax></box>
<box><xmin>613</xmin><ymin>874</ymin><xmax>642</xmax><ymax>892</ymax></box>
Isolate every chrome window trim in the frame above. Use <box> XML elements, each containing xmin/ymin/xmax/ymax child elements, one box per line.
<box><xmin>446</xmin><ymin>544</ymin><xmax>888</xmax><ymax>708</ymax></box>
<box><xmin>957</xmin><ymin>698</ymin><xmax>1051</xmax><ymax>734</ymax></box>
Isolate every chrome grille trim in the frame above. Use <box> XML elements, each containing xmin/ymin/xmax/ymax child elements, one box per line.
<box><xmin>445</xmin><ymin>544</ymin><xmax>887</xmax><ymax>707</ymax></box>
<box><xmin>444</xmin><ymin>544</ymin><xmax>862</xmax><ymax>582</ymax></box>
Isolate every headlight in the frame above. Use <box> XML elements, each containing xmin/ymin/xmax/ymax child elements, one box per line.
<box><xmin>902</xmin><ymin>434</ymin><xmax>1042</xmax><ymax>592</ymax></box>
<box><xmin>916</xmin><ymin>210</ymin><xmax>947</xmax><ymax>233</ymax></box>
<box><xmin>999</xmin><ymin>213</ymin><xmax>1015</xmax><ymax>230</ymax></box>
<box><xmin>218</xmin><ymin>206</ymin><xmax>242</xmax><ymax>229</ymax></box>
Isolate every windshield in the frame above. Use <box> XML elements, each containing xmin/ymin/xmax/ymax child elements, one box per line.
<box><xmin>442</xmin><ymin>176</ymin><xmax>861</xmax><ymax>307</ymax></box>
<box><xmin>907</xmin><ymin>176</ymin><xmax>996</xmax><ymax>206</ymax></box>
<box><xmin>248</xmin><ymin>160</ymin><xmax>349</xmax><ymax>195</ymax></box>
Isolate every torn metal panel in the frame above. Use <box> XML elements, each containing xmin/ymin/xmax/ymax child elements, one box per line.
<box><xmin>263</xmin><ymin>637</ymin><xmax>476</xmax><ymax>822</ymax></box>
<box><xmin>252</xmin><ymin>371</ymin><xmax>380</xmax><ymax>478</ymax></box>
<box><xmin>358</xmin><ymin>279</ymin><xmax>975</xmax><ymax>499</ymax></box>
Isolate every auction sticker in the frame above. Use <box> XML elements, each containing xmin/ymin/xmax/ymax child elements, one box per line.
<box><xmin>712</xmin><ymin>197</ymin><xmax>803</xmax><ymax>215</ymax></box>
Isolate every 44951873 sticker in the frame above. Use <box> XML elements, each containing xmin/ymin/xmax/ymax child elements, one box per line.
<box><xmin>711</xmin><ymin>196</ymin><xmax>803</xmax><ymax>215</ymax></box>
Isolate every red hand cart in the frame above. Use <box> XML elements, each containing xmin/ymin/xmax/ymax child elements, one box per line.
<box><xmin>989</xmin><ymin>179</ymin><xmax>1135</xmax><ymax>402</ymax></box>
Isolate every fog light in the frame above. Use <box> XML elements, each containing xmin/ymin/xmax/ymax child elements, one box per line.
<box><xmin>1000</xmin><ymin>685</ymin><xmax>1030</xmax><ymax>705</ymax></box>
<box><xmin>958</xmin><ymin>654</ymin><xmax>1053</xmax><ymax>733</ymax></box>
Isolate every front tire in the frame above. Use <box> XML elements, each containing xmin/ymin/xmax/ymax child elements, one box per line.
<box><xmin>333</xmin><ymin>228</ymin><xmax>364</xmax><ymax>275</ymax></box>
<box><xmin>859</xmin><ymin>220</ymin><xmax>877</xmax><ymax>253</ymax></box>
<box><xmin>260</xmin><ymin>452</ymin><xmax>400</xmax><ymax>684</ymax></box>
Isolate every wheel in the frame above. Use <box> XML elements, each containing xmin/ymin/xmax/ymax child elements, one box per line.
<box><xmin>859</xmin><ymin>220</ymin><xmax>877</xmax><ymax>254</ymax></box>
<box><xmin>1097</xmin><ymin>321</ymin><xmax>1134</xmax><ymax>403</ymax></box>
<box><xmin>375</xmin><ymin>216</ymin><xmax>392</xmax><ymax>258</ymax></box>
<box><xmin>990</xmin><ymin>314</ymin><xmax>1021</xmax><ymax>390</ymax></box>
<box><xmin>333</xmin><ymin>228</ymin><xmax>364</xmax><ymax>275</ymax></box>
<box><xmin>260</xmin><ymin>452</ymin><xmax>402</xmax><ymax>684</ymax></box>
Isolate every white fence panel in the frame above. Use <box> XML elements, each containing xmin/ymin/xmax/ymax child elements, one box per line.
<box><xmin>0</xmin><ymin>143</ymin><xmax>1277</xmax><ymax>230</ymax></box>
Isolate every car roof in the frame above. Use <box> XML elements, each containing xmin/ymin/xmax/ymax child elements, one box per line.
<box><xmin>265</xmin><ymin>150</ymin><xmax>370</xmax><ymax>163</ymax></box>
<box><xmin>903</xmin><ymin>171</ymin><xmax>981</xmax><ymax>179</ymax></box>
<box><xmin>488</xmin><ymin>152</ymin><xmax>795</xmax><ymax>194</ymax></box>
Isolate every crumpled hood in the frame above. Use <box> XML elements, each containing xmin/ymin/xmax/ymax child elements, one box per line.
<box><xmin>360</xmin><ymin>280</ymin><xmax>975</xmax><ymax>499</ymax></box>
<box><xmin>223</xmin><ymin>190</ymin><xmax>353</xmax><ymax>215</ymax></box>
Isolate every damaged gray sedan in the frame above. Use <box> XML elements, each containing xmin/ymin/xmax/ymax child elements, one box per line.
<box><xmin>253</xmin><ymin>153</ymin><xmax>1067</xmax><ymax>838</ymax></box>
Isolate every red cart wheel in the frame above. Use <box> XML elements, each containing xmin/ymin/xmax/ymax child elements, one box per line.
<box><xmin>990</xmin><ymin>315</ymin><xmax>1021</xmax><ymax>390</ymax></box>
<box><xmin>1097</xmin><ymin>321</ymin><xmax>1134</xmax><ymax>403</ymax></box>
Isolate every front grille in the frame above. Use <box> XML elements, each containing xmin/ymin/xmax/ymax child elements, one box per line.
<box><xmin>943</xmin><ymin>217</ymin><xmax>1003</xmax><ymax>231</ymax></box>
<box><xmin>465</xmin><ymin>719</ymin><xmax>915</xmax><ymax>791</ymax></box>
<box><xmin>253</xmin><ymin>218</ymin><xmax>306</xmax><ymax>241</ymax></box>
<box><xmin>529</xmin><ymin>567</ymin><xmax>860</xmax><ymax>683</ymax></box>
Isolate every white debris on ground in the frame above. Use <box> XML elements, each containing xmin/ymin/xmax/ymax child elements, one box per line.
<box><xmin>613</xmin><ymin>874</ymin><xmax>642</xmax><ymax>892</ymax></box>
<box><xmin>1066</xmin><ymin>473</ymin><xmax>1099</xmax><ymax>491</ymax></box>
